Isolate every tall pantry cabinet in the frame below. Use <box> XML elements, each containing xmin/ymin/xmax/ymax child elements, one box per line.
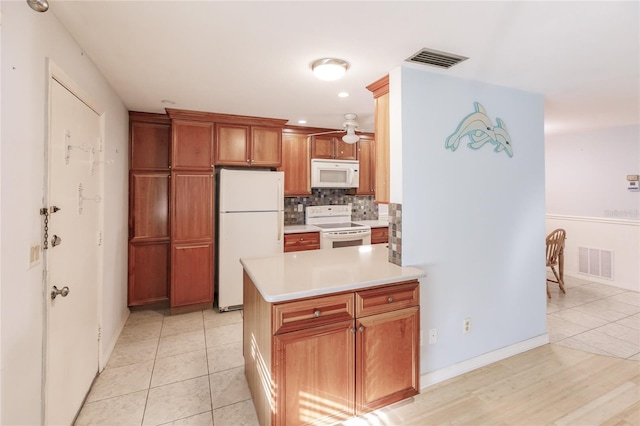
<box><xmin>128</xmin><ymin>112</ymin><xmax>171</xmax><ymax>306</ymax></box>
<box><xmin>169</xmin><ymin>118</ymin><xmax>215</xmax><ymax>308</ymax></box>
<box><xmin>128</xmin><ymin>111</ymin><xmax>215</xmax><ymax>310</ymax></box>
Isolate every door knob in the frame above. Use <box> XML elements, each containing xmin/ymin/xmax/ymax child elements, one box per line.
<box><xmin>51</xmin><ymin>235</ymin><xmax>62</xmax><ymax>247</ymax></box>
<box><xmin>51</xmin><ymin>285</ymin><xmax>70</xmax><ymax>300</ymax></box>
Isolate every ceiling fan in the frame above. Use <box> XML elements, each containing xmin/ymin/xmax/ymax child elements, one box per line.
<box><xmin>307</xmin><ymin>113</ymin><xmax>364</xmax><ymax>144</ymax></box>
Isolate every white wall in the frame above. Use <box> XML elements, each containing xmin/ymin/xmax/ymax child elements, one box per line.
<box><xmin>392</xmin><ymin>65</ymin><xmax>547</xmax><ymax>375</ymax></box>
<box><xmin>545</xmin><ymin>125</ymin><xmax>640</xmax><ymax>291</ymax></box>
<box><xmin>1</xmin><ymin>3</ymin><xmax>129</xmax><ymax>423</ymax></box>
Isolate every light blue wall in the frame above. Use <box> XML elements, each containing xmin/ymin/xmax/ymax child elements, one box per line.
<box><xmin>395</xmin><ymin>66</ymin><xmax>546</xmax><ymax>373</ymax></box>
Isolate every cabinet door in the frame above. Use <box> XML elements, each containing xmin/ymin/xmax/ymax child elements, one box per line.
<box><xmin>356</xmin><ymin>136</ymin><xmax>374</xmax><ymax>195</ymax></box>
<box><xmin>171</xmin><ymin>172</ymin><xmax>213</xmax><ymax>242</ymax></box>
<box><xmin>171</xmin><ymin>242</ymin><xmax>213</xmax><ymax>307</ymax></box>
<box><xmin>311</xmin><ymin>135</ymin><xmax>336</xmax><ymax>159</ymax></box>
<box><xmin>274</xmin><ymin>320</ymin><xmax>355</xmax><ymax>425</ymax></box>
<box><xmin>355</xmin><ymin>306</ymin><xmax>419</xmax><ymax>414</ymax></box>
<box><xmin>128</xmin><ymin>242</ymin><xmax>169</xmax><ymax>306</ymax></box>
<box><xmin>216</xmin><ymin>123</ymin><xmax>250</xmax><ymax>165</ymax></box>
<box><xmin>374</xmin><ymin>93</ymin><xmax>390</xmax><ymax>203</ymax></box>
<box><xmin>279</xmin><ymin>133</ymin><xmax>311</xmax><ymax>196</ymax></box>
<box><xmin>129</xmin><ymin>172</ymin><xmax>170</xmax><ymax>241</ymax></box>
<box><xmin>172</xmin><ymin>120</ymin><xmax>214</xmax><ymax>170</ymax></box>
<box><xmin>130</xmin><ymin>121</ymin><xmax>170</xmax><ymax>170</ymax></box>
<box><xmin>370</xmin><ymin>227</ymin><xmax>389</xmax><ymax>245</ymax></box>
<box><xmin>335</xmin><ymin>138</ymin><xmax>358</xmax><ymax>160</ymax></box>
<box><xmin>251</xmin><ymin>126</ymin><xmax>282</xmax><ymax>167</ymax></box>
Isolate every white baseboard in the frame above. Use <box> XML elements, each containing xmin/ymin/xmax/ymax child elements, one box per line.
<box><xmin>99</xmin><ymin>310</ymin><xmax>129</xmax><ymax>372</ymax></box>
<box><xmin>420</xmin><ymin>334</ymin><xmax>549</xmax><ymax>389</ymax></box>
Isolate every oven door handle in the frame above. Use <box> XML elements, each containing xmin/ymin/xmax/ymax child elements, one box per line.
<box><xmin>324</xmin><ymin>230</ymin><xmax>371</xmax><ymax>240</ymax></box>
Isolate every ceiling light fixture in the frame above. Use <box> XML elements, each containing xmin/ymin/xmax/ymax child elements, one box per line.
<box><xmin>26</xmin><ymin>0</ymin><xmax>48</xmax><ymax>12</ymax></box>
<box><xmin>311</xmin><ymin>58</ymin><xmax>350</xmax><ymax>81</ymax></box>
<box><xmin>338</xmin><ymin>92</ymin><xmax>350</xmax><ymax>98</ymax></box>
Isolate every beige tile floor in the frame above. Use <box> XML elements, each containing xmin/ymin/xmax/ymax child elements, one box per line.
<box><xmin>75</xmin><ymin>275</ymin><xmax>639</xmax><ymax>425</ymax></box>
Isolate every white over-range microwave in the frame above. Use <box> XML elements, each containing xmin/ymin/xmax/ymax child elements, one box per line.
<box><xmin>310</xmin><ymin>159</ymin><xmax>359</xmax><ymax>189</ymax></box>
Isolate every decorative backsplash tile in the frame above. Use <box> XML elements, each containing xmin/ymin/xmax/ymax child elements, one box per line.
<box><xmin>284</xmin><ymin>189</ymin><xmax>378</xmax><ymax>225</ymax></box>
<box><xmin>388</xmin><ymin>203</ymin><xmax>402</xmax><ymax>265</ymax></box>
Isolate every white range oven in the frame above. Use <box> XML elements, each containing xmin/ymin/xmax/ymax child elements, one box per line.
<box><xmin>306</xmin><ymin>205</ymin><xmax>371</xmax><ymax>249</ymax></box>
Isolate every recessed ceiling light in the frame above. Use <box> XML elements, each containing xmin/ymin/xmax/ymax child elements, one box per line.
<box><xmin>298</xmin><ymin>120</ymin><xmax>307</xmax><ymax>124</ymax></box>
<box><xmin>311</xmin><ymin>58</ymin><xmax>350</xmax><ymax>81</ymax></box>
<box><xmin>338</xmin><ymin>92</ymin><xmax>349</xmax><ymax>98</ymax></box>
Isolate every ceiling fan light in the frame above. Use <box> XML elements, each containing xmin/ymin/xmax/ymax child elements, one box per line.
<box><xmin>311</xmin><ymin>58</ymin><xmax>349</xmax><ymax>81</ymax></box>
<box><xmin>342</xmin><ymin>127</ymin><xmax>359</xmax><ymax>144</ymax></box>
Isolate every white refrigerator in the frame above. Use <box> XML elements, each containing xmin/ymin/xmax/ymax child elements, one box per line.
<box><xmin>217</xmin><ymin>168</ymin><xmax>284</xmax><ymax>311</ymax></box>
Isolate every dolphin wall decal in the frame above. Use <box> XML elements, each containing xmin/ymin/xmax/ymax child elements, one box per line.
<box><xmin>445</xmin><ymin>103</ymin><xmax>513</xmax><ymax>158</ymax></box>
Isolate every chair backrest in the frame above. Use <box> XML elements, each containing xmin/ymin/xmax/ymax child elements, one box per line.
<box><xmin>546</xmin><ymin>228</ymin><xmax>566</xmax><ymax>266</ymax></box>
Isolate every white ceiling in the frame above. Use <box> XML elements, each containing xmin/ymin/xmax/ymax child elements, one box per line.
<box><xmin>50</xmin><ymin>1</ymin><xmax>639</xmax><ymax>135</ymax></box>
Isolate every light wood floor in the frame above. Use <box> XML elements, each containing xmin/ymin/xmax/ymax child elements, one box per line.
<box><xmin>344</xmin><ymin>344</ymin><xmax>640</xmax><ymax>426</ymax></box>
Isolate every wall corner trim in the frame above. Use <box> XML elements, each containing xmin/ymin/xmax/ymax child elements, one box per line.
<box><xmin>419</xmin><ymin>334</ymin><xmax>549</xmax><ymax>389</ymax></box>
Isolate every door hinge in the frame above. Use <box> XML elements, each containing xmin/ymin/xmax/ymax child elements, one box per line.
<box><xmin>97</xmin><ymin>326</ymin><xmax>102</xmax><ymax>342</ymax></box>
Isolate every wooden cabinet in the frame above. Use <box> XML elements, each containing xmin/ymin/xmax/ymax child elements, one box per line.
<box><xmin>244</xmin><ymin>273</ymin><xmax>420</xmax><ymax>425</ymax></box>
<box><xmin>283</xmin><ymin>232</ymin><xmax>319</xmax><ymax>252</ymax></box>
<box><xmin>311</xmin><ymin>135</ymin><xmax>357</xmax><ymax>160</ymax></box>
<box><xmin>170</xmin><ymin>171</ymin><xmax>214</xmax><ymax>308</ymax></box>
<box><xmin>279</xmin><ymin>131</ymin><xmax>311</xmax><ymax>196</ymax></box>
<box><xmin>366</xmin><ymin>76</ymin><xmax>390</xmax><ymax>204</ymax></box>
<box><xmin>128</xmin><ymin>112</ymin><xmax>171</xmax><ymax>307</ymax></box>
<box><xmin>371</xmin><ymin>227</ymin><xmax>389</xmax><ymax>245</ymax></box>
<box><xmin>172</xmin><ymin>120</ymin><xmax>214</xmax><ymax>170</ymax></box>
<box><xmin>215</xmin><ymin>123</ymin><xmax>282</xmax><ymax>167</ymax></box>
<box><xmin>356</xmin><ymin>134</ymin><xmax>375</xmax><ymax>195</ymax></box>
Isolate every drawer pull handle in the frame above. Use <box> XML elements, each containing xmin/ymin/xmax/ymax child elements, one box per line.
<box><xmin>387</xmin><ymin>296</ymin><xmax>394</xmax><ymax>303</ymax></box>
<box><xmin>358</xmin><ymin>325</ymin><xmax>365</xmax><ymax>332</ymax></box>
<box><xmin>313</xmin><ymin>310</ymin><xmax>321</xmax><ymax>317</ymax></box>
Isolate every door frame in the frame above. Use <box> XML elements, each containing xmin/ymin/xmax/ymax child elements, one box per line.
<box><xmin>42</xmin><ymin>59</ymin><xmax>105</xmax><ymax>424</ymax></box>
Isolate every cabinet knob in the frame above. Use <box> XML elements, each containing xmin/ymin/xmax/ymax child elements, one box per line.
<box><xmin>313</xmin><ymin>310</ymin><xmax>321</xmax><ymax>317</ymax></box>
<box><xmin>358</xmin><ymin>325</ymin><xmax>365</xmax><ymax>332</ymax></box>
<box><xmin>300</xmin><ymin>237</ymin><xmax>304</xmax><ymax>241</ymax></box>
<box><xmin>247</xmin><ymin>159</ymin><xmax>251</xmax><ymax>163</ymax></box>
<box><xmin>350</xmin><ymin>327</ymin><xmax>356</xmax><ymax>333</ymax></box>
<box><xmin>387</xmin><ymin>296</ymin><xmax>394</xmax><ymax>303</ymax></box>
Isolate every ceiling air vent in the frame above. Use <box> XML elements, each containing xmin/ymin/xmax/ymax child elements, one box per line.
<box><xmin>406</xmin><ymin>48</ymin><xmax>468</xmax><ymax>69</ymax></box>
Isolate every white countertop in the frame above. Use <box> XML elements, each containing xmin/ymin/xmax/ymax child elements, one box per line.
<box><xmin>284</xmin><ymin>224</ymin><xmax>320</xmax><ymax>234</ymax></box>
<box><xmin>240</xmin><ymin>244</ymin><xmax>425</xmax><ymax>303</ymax></box>
<box><xmin>353</xmin><ymin>220</ymin><xmax>389</xmax><ymax>228</ymax></box>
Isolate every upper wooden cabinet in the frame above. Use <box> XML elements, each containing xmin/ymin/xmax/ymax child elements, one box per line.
<box><xmin>279</xmin><ymin>130</ymin><xmax>311</xmax><ymax>196</ymax></box>
<box><xmin>129</xmin><ymin>112</ymin><xmax>170</xmax><ymax>170</ymax></box>
<box><xmin>171</xmin><ymin>120</ymin><xmax>215</xmax><ymax>170</ymax></box>
<box><xmin>366</xmin><ymin>76</ymin><xmax>390</xmax><ymax>204</ymax></box>
<box><xmin>356</xmin><ymin>134</ymin><xmax>375</xmax><ymax>195</ymax></box>
<box><xmin>215</xmin><ymin>123</ymin><xmax>250</xmax><ymax>166</ymax></box>
<box><xmin>215</xmin><ymin>124</ymin><xmax>282</xmax><ymax>167</ymax></box>
<box><xmin>311</xmin><ymin>135</ymin><xmax>357</xmax><ymax>160</ymax></box>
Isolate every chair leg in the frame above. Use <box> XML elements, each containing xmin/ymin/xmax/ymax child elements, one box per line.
<box><xmin>547</xmin><ymin>281</ymin><xmax>551</xmax><ymax>299</ymax></box>
<box><xmin>551</xmin><ymin>266</ymin><xmax>566</xmax><ymax>294</ymax></box>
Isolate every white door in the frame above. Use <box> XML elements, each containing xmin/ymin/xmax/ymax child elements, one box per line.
<box><xmin>45</xmin><ymin>77</ymin><xmax>101</xmax><ymax>425</ymax></box>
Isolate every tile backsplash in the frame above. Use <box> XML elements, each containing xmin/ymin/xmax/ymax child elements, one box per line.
<box><xmin>284</xmin><ymin>189</ymin><xmax>378</xmax><ymax>225</ymax></box>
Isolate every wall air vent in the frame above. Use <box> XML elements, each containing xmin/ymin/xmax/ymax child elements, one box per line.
<box><xmin>405</xmin><ymin>48</ymin><xmax>468</xmax><ymax>69</ymax></box>
<box><xmin>578</xmin><ymin>247</ymin><xmax>614</xmax><ymax>280</ymax></box>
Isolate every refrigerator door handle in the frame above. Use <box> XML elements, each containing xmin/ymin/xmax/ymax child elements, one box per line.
<box><xmin>278</xmin><ymin>211</ymin><xmax>283</xmax><ymax>241</ymax></box>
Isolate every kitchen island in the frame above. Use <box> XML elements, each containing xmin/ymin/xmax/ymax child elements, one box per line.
<box><xmin>241</xmin><ymin>244</ymin><xmax>425</xmax><ymax>425</ymax></box>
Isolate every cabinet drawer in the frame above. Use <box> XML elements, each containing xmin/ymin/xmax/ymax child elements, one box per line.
<box><xmin>371</xmin><ymin>227</ymin><xmax>389</xmax><ymax>244</ymax></box>
<box><xmin>356</xmin><ymin>280</ymin><xmax>419</xmax><ymax>317</ymax></box>
<box><xmin>283</xmin><ymin>232</ymin><xmax>320</xmax><ymax>252</ymax></box>
<box><xmin>273</xmin><ymin>293</ymin><xmax>354</xmax><ymax>334</ymax></box>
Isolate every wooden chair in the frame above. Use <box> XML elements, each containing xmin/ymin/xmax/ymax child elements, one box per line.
<box><xmin>546</xmin><ymin>228</ymin><xmax>566</xmax><ymax>298</ymax></box>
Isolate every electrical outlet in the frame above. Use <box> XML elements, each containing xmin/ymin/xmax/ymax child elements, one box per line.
<box><xmin>463</xmin><ymin>318</ymin><xmax>471</xmax><ymax>334</ymax></box>
<box><xmin>297</xmin><ymin>204</ymin><xmax>303</xmax><ymax>212</ymax></box>
<box><xmin>429</xmin><ymin>328</ymin><xmax>437</xmax><ymax>344</ymax></box>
